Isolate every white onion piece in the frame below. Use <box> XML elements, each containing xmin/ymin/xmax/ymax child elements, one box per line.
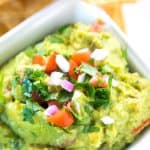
<box><xmin>90</xmin><ymin>49</ymin><xmax>109</xmax><ymax>61</ymax></box>
<box><xmin>56</xmin><ymin>55</ymin><xmax>70</xmax><ymax>72</ymax></box>
<box><xmin>44</xmin><ymin>105</ymin><xmax>59</xmax><ymax>117</ymax></box>
<box><xmin>77</xmin><ymin>73</ymin><xmax>86</xmax><ymax>83</ymax></box>
<box><xmin>49</xmin><ymin>71</ymin><xmax>63</xmax><ymax>86</ymax></box>
<box><xmin>60</xmin><ymin>80</ymin><xmax>74</xmax><ymax>92</ymax></box>
<box><xmin>112</xmin><ymin>79</ymin><xmax>118</xmax><ymax>87</ymax></box>
<box><xmin>101</xmin><ymin>116</ymin><xmax>114</xmax><ymax>125</ymax></box>
<box><xmin>77</xmin><ymin>48</ymin><xmax>89</xmax><ymax>53</ymax></box>
<box><xmin>103</xmin><ymin>75</ymin><xmax>118</xmax><ymax>87</ymax></box>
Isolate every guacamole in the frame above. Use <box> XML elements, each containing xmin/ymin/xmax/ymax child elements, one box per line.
<box><xmin>0</xmin><ymin>22</ymin><xmax>150</xmax><ymax>150</ymax></box>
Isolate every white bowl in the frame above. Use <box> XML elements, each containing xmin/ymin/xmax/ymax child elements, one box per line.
<box><xmin>0</xmin><ymin>0</ymin><xmax>149</xmax><ymax>149</ymax></box>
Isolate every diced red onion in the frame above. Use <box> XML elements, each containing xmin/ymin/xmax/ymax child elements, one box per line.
<box><xmin>60</xmin><ymin>80</ymin><xmax>74</xmax><ymax>92</ymax></box>
<box><xmin>77</xmin><ymin>73</ymin><xmax>86</xmax><ymax>83</ymax></box>
<box><xmin>56</xmin><ymin>55</ymin><xmax>70</xmax><ymax>72</ymax></box>
<box><xmin>44</xmin><ymin>105</ymin><xmax>59</xmax><ymax>117</ymax></box>
<box><xmin>90</xmin><ymin>49</ymin><xmax>109</xmax><ymax>61</ymax></box>
<box><xmin>49</xmin><ymin>71</ymin><xmax>63</xmax><ymax>86</ymax></box>
<box><xmin>102</xmin><ymin>75</ymin><xmax>109</xmax><ymax>83</ymax></box>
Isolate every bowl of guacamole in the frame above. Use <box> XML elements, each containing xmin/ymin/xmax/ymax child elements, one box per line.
<box><xmin>0</xmin><ymin>21</ymin><xmax>150</xmax><ymax>149</ymax></box>
<box><xmin>0</xmin><ymin>1</ymin><xmax>150</xmax><ymax>149</ymax></box>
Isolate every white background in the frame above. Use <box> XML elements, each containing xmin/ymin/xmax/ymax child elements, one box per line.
<box><xmin>123</xmin><ymin>0</ymin><xmax>150</xmax><ymax>69</ymax></box>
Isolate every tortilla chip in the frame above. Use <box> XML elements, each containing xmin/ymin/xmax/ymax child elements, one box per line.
<box><xmin>100</xmin><ymin>3</ymin><xmax>126</xmax><ymax>31</ymax></box>
<box><xmin>0</xmin><ymin>21</ymin><xmax>8</xmax><ymax>35</ymax></box>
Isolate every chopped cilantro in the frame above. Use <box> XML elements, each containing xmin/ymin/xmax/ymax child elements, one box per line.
<box><xmin>122</xmin><ymin>48</ymin><xmax>127</xmax><ymax>60</ymax></box>
<box><xmin>101</xmin><ymin>64</ymin><xmax>112</xmax><ymax>74</ymax></box>
<box><xmin>24</xmin><ymin>46</ymin><xmax>36</xmax><ymax>58</ymax></box>
<box><xmin>25</xmin><ymin>68</ymin><xmax>45</xmax><ymax>81</ymax></box>
<box><xmin>90</xmin><ymin>88</ymin><xmax>110</xmax><ymax>108</ymax></box>
<box><xmin>82</xmin><ymin>125</ymin><xmax>99</xmax><ymax>133</ymax></box>
<box><xmin>90</xmin><ymin>99</ymin><xmax>109</xmax><ymax>108</ymax></box>
<box><xmin>35</xmin><ymin>43</ymin><xmax>46</xmax><ymax>56</ymax></box>
<box><xmin>89</xmin><ymin>58</ymin><xmax>95</xmax><ymax>65</ymax></box>
<box><xmin>57</xmin><ymin>24</ymin><xmax>71</xmax><ymax>33</ymax></box>
<box><xmin>8</xmin><ymin>139</ymin><xmax>22</xmax><ymax>150</ymax></box>
<box><xmin>22</xmin><ymin>106</ymin><xmax>34</xmax><ymax>123</ymax></box>
<box><xmin>79</xmin><ymin>63</ymin><xmax>98</xmax><ymax>76</ymax></box>
<box><xmin>22</xmin><ymin>102</ymin><xmax>40</xmax><ymax>123</ymax></box>
<box><xmin>84</xmin><ymin>105</ymin><xmax>93</xmax><ymax>117</ymax></box>
<box><xmin>58</xmin><ymin>90</ymin><xmax>73</xmax><ymax>103</ymax></box>
<box><xmin>95</xmin><ymin>88</ymin><xmax>110</xmax><ymax>100</ymax></box>
<box><xmin>32</xmin><ymin>81</ymin><xmax>49</xmax><ymax>100</ymax></box>
<box><xmin>108</xmin><ymin>75</ymin><xmax>113</xmax><ymax>87</ymax></box>
<box><xmin>75</xmin><ymin>82</ymin><xmax>95</xmax><ymax>97</ymax></box>
<box><xmin>45</xmin><ymin>93</ymin><xmax>58</xmax><ymax>101</ymax></box>
<box><xmin>48</xmin><ymin>35</ymin><xmax>64</xmax><ymax>43</ymax></box>
<box><xmin>22</xmin><ymin>78</ymin><xmax>32</xmax><ymax>98</ymax></box>
<box><xmin>74</xmin><ymin>118</ymin><xmax>91</xmax><ymax>126</ymax></box>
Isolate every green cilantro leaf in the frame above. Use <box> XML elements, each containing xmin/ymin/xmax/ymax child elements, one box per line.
<box><xmin>22</xmin><ymin>106</ymin><xmax>34</xmax><ymax>123</ymax></box>
<box><xmin>90</xmin><ymin>99</ymin><xmax>109</xmax><ymax>108</ymax></box>
<box><xmin>25</xmin><ymin>68</ymin><xmax>45</xmax><ymax>81</ymax></box>
<box><xmin>22</xmin><ymin>102</ymin><xmax>40</xmax><ymax>123</ymax></box>
<box><xmin>90</xmin><ymin>88</ymin><xmax>110</xmax><ymax>108</ymax></box>
<box><xmin>79</xmin><ymin>63</ymin><xmax>98</xmax><ymax>76</ymax></box>
<box><xmin>122</xmin><ymin>48</ymin><xmax>128</xmax><ymax>60</ymax></box>
<box><xmin>101</xmin><ymin>64</ymin><xmax>113</xmax><ymax>74</ymax></box>
<box><xmin>57</xmin><ymin>24</ymin><xmax>71</xmax><ymax>33</ymax></box>
<box><xmin>48</xmin><ymin>35</ymin><xmax>64</xmax><ymax>43</ymax></box>
<box><xmin>108</xmin><ymin>75</ymin><xmax>113</xmax><ymax>87</ymax></box>
<box><xmin>45</xmin><ymin>93</ymin><xmax>58</xmax><ymax>101</ymax></box>
<box><xmin>8</xmin><ymin>139</ymin><xmax>22</xmax><ymax>150</ymax></box>
<box><xmin>95</xmin><ymin>88</ymin><xmax>110</xmax><ymax>100</ymax></box>
<box><xmin>75</xmin><ymin>82</ymin><xmax>95</xmax><ymax>97</ymax></box>
<box><xmin>84</xmin><ymin>105</ymin><xmax>93</xmax><ymax>117</ymax></box>
<box><xmin>24</xmin><ymin>46</ymin><xmax>36</xmax><ymax>58</ymax></box>
<box><xmin>82</xmin><ymin>125</ymin><xmax>99</xmax><ymax>133</ymax></box>
<box><xmin>32</xmin><ymin>81</ymin><xmax>49</xmax><ymax>100</ymax></box>
<box><xmin>22</xmin><ymin>78</ymin><xmax>32</xmax><ymax>98</ymax></box>
<box><xmin>58</xmin><ymin>90</ymin><xmax>73</xmax><ymax>103</ymax></box>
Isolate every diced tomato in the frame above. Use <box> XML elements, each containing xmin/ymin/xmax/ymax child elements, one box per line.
<box><xmin>89</xmin><ymin>74</ymin><xmax>108</xmax><ymax>88</ymax></box>
<box><xmin>89</xmin><ymin>74</ymin><xmax>99</xmax><ymax>87</ymax></box>
<box><xmin>71</xmin><ymin>49</ymin><xmax>91</xmax><ymax>65</ymax></box>
<box><xmin>91</xmin><ymin>20</ymin><xmax>104</xmax><ymax>32</ymax></box>
<box><xmin>32</xmin><ymin>55</ymin><xmax>45</xmax><ymax>66</ymax></box>
<box><xmin>100</xmin><ymin>80</ymin><xmax>107</xmax><ymax>88</ymax></box>
<box><xmin>132</xmin><ymin>118</ymin><xmax>150</xmax><ymax>136</ymax></box>
<box><xmin>68</xmin><ymin>59</ymin><xmax>78</xmax><ymax>79</ymax></box>
<box><xmin>45</xmin><ymin>52</ymin><xmax>57</xmax><ymax>74</ymax></box>
<box><xmin>47</xmin><ymin>110</ymin><xmax>74</xmax><ymax>127</ymax></box>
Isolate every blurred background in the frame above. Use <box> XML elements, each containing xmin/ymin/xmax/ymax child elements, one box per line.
<box><xmin>0</xmin><ymin>0</ymin><xmax>135</xmax><ymax>35</ymax></box>
<box><xmin>0</xmin><ymin>0</ymin><xmax>149</xmax><ymax>66</ymax></box>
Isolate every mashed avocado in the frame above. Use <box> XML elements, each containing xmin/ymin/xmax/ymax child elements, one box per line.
<box><xmin>0</xmin><ymin>22</ymin><xmax>150</xmax><ymax>150</ymax></box>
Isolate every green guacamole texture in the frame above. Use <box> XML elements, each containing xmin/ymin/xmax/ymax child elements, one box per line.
<box><xmin>0</xmin><ymin>23</ymin><xmax>150</xmax><ymax>150</ymax></box>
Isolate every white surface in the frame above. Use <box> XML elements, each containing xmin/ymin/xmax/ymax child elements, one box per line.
<box><xmin>123</xmin><ymin>0</ymin><xmax>150</xmax><ymax>68</ymax></box>
<box><xmin>0</xmin><ymin>0</ymin><xmax>149</xmax><ymax>149</ymax></box>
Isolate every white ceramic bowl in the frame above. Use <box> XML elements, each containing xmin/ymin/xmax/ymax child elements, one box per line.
<box><xmin>0</xmin><ymin>0</ymin><xmax>149</xmax><ymax>149</ymax></box>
